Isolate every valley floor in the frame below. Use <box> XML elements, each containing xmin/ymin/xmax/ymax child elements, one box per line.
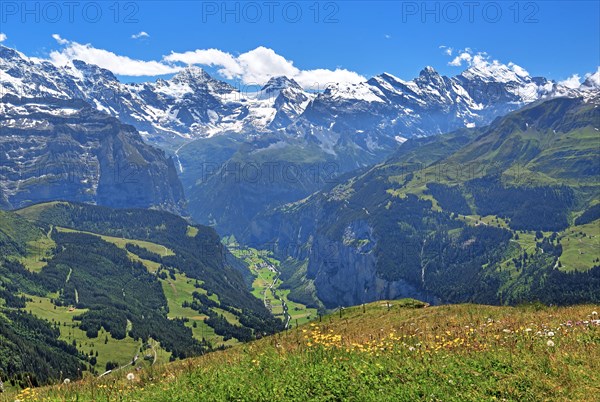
<box><xmin>5</xmin><ymin>301</ymin><xmax>599</xmax><ymax>402</ymax></box>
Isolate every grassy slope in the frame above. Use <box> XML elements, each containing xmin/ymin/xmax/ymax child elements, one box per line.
<box><xmin>11</xmin><ymin>300</ymin><xmax>600</xmax><ymax>402</ymax></box>
<box><xmin>38</xmin><ymin>227</ymin><xmax>243</xmax><ymax>348</ymax></box>
<box><xmin>558</xmin><ymin>221</ymin><xmax>600</xmax><ymax>272</ymax></box>
<box><xmin>13</xmin><ymin>226</ymin><xmax>178</xmax><ymax>372</ymax></box>
<box><xmin>2</xmin><ymin>211</ymin><xmax>277</xmax><ymax>381</ymax></box>
<box><xmin>159</xmin><ymin>272</ymin><xmax>236</xmax><ymax>347</ymax></box>
<box><xmin>23</xmin><ymin>296</ymin><xmax>164</xmax><ymax>372</ymax></box>
<box><xmin>0</xmin><ymin>209</ymin><xmax>54</xmax><ymax>272</ymax></box>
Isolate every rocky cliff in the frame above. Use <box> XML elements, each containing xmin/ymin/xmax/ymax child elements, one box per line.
<box><xmin>0</xmin><ymin>95</ymin><xmax>185</xmax><ymax>212</ymax></box>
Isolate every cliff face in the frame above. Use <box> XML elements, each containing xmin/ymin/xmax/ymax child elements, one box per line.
<box><xmin>0</xmin><ymin>96</ymin><xmax>185</xmax><ymax>213</ymax></box>
<box><xmin>246</xmin><ymin>198</ymin><xmax>439</xmax><ymax>308</ymax></box>
<box><xmin>306</xmin><ymin>220</ymin><xmax>439</xmax><ymax>308</ymax></box>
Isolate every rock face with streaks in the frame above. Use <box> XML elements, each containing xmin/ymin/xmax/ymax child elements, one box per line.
<box><xmin>0</xmin><ymin>95</ymin><xmax>185</xmax><ymax>213</ymax></box>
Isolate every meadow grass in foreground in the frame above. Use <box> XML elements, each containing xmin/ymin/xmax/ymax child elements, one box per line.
<box><xmin>6</xmin><ymin>301</ymin><xmax>600</xmax><ymax>402</ymax></box>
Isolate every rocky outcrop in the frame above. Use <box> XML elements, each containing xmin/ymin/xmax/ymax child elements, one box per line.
<box><xmin>306</xmin><ymin>220</ymin><xmax>439</xmax><ymax>308</ymax></box>
<box><xmin>246</xmin><ymin>198</ymin><xmax>439</xmax><ymax>308</ymax></box>
<box><xmin>0</xmin><ymin>96</ymin><xmax>185</xmax><ymax>213</ymax></box>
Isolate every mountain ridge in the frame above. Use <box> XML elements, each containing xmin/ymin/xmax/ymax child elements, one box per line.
<box><xmin>3</xmin><ymin>44</ymin><xmax>595</xmax><ymax>152</ymax></box>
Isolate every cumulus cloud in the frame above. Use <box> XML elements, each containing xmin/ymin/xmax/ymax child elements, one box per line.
<box><xmin>49</xmin><ymin>35</ymin><xmax>181</xmax><ymax>76</ymax></box>
<box><xmin>0</xmin><ymin>33</ymin><xmax>7</xmax><ymax>42</ymax></box>
<box><xmin>558</xmin><ymin>74</ymin><xmax>581</xmax><ymax>88</ymax></box>
<box><xmin>165</xmin><ymin>46</ymin><xmax>365</xmax><ymax>88</ymax></box>
<box><xmin>47</xmin><ymin>37</ymin><xmax>364</xmax><ymax>85</ymax></box>
<box><xmin>449</xmin><ymin>51</ymin><xmax>473</xmax><ymax>67</ymax></box>
<box><xmin>446</xmin><ymin>48</ymin><xmax>530</xmax><ymax>79</ymax></box>
<box><xmin>52</xmin><ymin>34</ymin><xmax>69</xmax><ymax>45</ymax></box>
<box><xmin>558</xmin><ymin>67</ymin><xmax>600</xmax><ymax>89</ymax></box>
<box><xmin>131</xmin><ymin>31</ymin><xmax>150</xmax><ymax>40</ymax></box>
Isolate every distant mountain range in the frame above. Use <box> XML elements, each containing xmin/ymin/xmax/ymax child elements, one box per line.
<box><xmin>2</xmin><ymin>43</ymin><xmax>598</xmax><ymax>232</ymax></box>
<box><xmin>3</xmin><ymin>44</ymin><xmax>597</xmax><ymax>154</ymax></box>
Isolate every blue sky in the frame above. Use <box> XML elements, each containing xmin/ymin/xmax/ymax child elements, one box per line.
<box><xmin>1</xmin><ymin>1</ymin><xmax>598</xmax><ymax>86</ymax></box>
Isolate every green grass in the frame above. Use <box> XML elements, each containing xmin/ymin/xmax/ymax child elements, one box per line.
<box><xmin>279</xmin><ymin>289</ymin><xmax>316</xmax><ymax>325</ymax></box>
<box><xmin>460</xmin><ymin>214</ymin><xmax>510</xmax><ymax>229</ymax></box>
<box><xmin>18</xmin><ymin>230</ymin><xmax>55</xmax><ymax>273</ymax></box>
<box><xmin>23</xmin><ymin>295</ymin><xmax>171</xmax><ymax>373</ymax></box>
<box><xmin>558</xmin><ymin>220</ymin><xmax>600</xmax><ymax>272</ymax></box>
<box><xmin>14</xmin><ymin>201</ymin><xmax>68</xmax><ymax>222</ymax></box>
<box><xmin>14</xmin><ymin>301</ymin><xmax>600</xmax><ymax>402</ymax></box>
<box><xmin>186</xmin><ymin>226</ymin><xmax>199</xmax><ymax>237</ymax></box>
<box><xmin>159</xmin><ymin>272</ymin><xmax>237</xmax><ymax>348</ymax></box>
<box><xmin>55</xmin><ymin>227</ymin><xmax>174</xmax><ymax>257</ymax></box>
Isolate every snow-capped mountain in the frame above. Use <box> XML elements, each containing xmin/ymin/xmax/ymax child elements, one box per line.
<box><xmin>0</xmin><ymin>46</ymin><xmax>315</xmax><ymax>149</ymax></box>
<box><xmin>1</xmin><ymin>44</ymin><xmax>596</xmax><ymax>155</ymax></box>
<box><xmin>290</xmin><ymin>64</ymin><xmax>559</xmax><ymax>145</ymax></box>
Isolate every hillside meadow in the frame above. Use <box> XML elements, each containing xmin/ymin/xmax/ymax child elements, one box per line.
<box><xmin>5</xmin><ymin>300</ymin><xmax>599</xmax><ymax>402</ymax></box>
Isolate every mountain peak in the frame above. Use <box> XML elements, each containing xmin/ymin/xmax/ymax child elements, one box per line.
<box><xmin>71</xmin><ymin>59</ymin><xmax>118</xmax><ymax>82</ymax></box>
<box><xmin>375</xmin><ymin>72</ymin><xmax>407</xmax><ymax>85</ymax></box>
<box><xmin>418</xmin><ymin>66</ymin><xmax>441</xmax><ymax>81</ymax></box>
<box><xmin>261</xmin><ymin>76</ymin><xmax>302</xmax><ymax>93</ymax></box>
<box><xmin>461</xmin><ymin>60</ymin><xmax>531</xmax><ymax>83</ymax></box>
<box><xmin>416</xmin><ymin>66</ymin><xmax>444</xmax><ymax>85</ymax></box>
<box><xmin>171</xmin><ymin>66</ymin><xmax>213</xmax><ymax>84</ymax></box>
<box><xmin>0</xmin><ymin>45</ymin><xmax>27</xmax><ymax>62</ymax></box>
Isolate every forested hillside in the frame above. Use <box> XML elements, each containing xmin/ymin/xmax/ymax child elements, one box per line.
<box><xmin>0</xmin><ymin>203</ymin><xmax>282</xmax><ymax>389</ymax></box>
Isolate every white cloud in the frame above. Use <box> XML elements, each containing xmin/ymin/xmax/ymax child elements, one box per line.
<box><xmin>508</xmin><ymin>62</ymin><xmax>529</xmax><ymax>77</ymax></box>
<box><xmin>439</xmin><ymin>45</ymin><xmax>453</xmax><ymax>56</ymax></box>
<box><xmin>558</xmin><ymin>74</ymin><xmax>581</xmax><ymax>88</ymax></box>
<box><xmin>49</xmin><ymin>35</ymin><xmax>181</xmax><ymax>76</ymax></box>
<box><xmin>46</xmin><ymin>37</ymin><xmax>364</xmax><ymax>85</ymax></box>
<box><xmin>447</xmin><ymin>49</ymin><xmax>529</xmax><ymax>76</ymax></box>
<box><xmin>449</xmin><ymin>51</ymin><xmax>473</xmax><ymax>67</ymax></box>
<box><xmin>165</xmin><ymin>46</ymin><xmax>365</xmax><ymax>88</ymax></box>
<box><xmin>385</xmin><ymin>34</ymin><xmax>392</xmax><ymax>39</ymax></box>
<box><xmin>558</xmin><ymin>67</ymin><xmax>600</xmax><ymax>89</ymax></box>
<box><xmin>0</xmin><ymin>33</ymin><xmax>6</xmax><ymax>42</ymax></box>
<box><xmin>131</xmin><ymin>31</ymin><xmax>150</xmax><ymax>40</ymax></box>
<box><xmin>52</xmin><ymin>34</ymin><xmax>69</xmax><ymax>45</ymax></box>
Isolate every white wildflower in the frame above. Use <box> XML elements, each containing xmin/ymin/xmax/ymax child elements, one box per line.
<box><xmin>63</xmin><ymin>378</ymin><xmax>70</xmax><ymax>385</ymax></box>
<box><xmin>547</xmin><ymin>340</ymin><xmax>555</xmax><ymax>347</ymax></box>
<box><xmin>126</xmin><ymin>372</ymin><xmax>135</xmax><ymax>381</ymax></box>
<box><xmin>547</xmin><ymin>331</ymin><xmax>555</xmax><ymax>337</ymax></box>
